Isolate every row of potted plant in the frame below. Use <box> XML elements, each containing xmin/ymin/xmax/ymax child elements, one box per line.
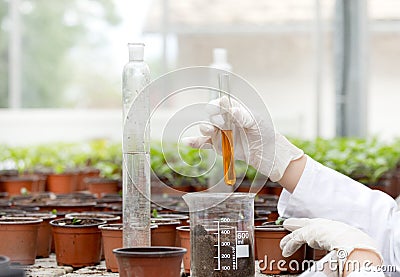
<box><xmin>0</xmin><ymin>192</ymin><xmax>284</xmax><ymax>275</ymax></box>
<box><xmin>291</xmin><ymin>137</ymin><xmax>400</xmax><ymax>197</ymax></box>
<box><xmin>0</xmin><ymin>210</ymin><xmax>187</xmax><ymax>267</ymax></box>
<box><xmin>2</xmin><ymin>137</ymin><xmax>400</xmax><ymax>197</ymax></box>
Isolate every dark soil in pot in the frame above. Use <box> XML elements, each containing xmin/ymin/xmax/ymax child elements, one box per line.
<box><xmin>65</xmin><ymin>212</ymin><xmax>120</xmax><ymax>223</ymax></box>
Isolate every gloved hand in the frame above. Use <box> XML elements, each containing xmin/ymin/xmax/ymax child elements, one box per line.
<box><xmin>280</xmin><ymin>218</ymin><xmax>383</xmax><ymax>262</ymax></box>
<box><xmin>182</xmin><ymin>97</ymin><xmax>304</xmax><ymax>182</ymax></box>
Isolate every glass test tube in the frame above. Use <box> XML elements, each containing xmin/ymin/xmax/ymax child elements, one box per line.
<box><xmin>219</xmin><ymin>74</ymin><xmax>236</xmax><ymax>186</ymax></box>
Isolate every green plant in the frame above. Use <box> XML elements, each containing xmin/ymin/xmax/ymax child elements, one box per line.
<box><xmin>72</xmin><ymin>218</ymin><xmax>82</xmax><ymax>225</ymax></box>
<box><xmin>150</xmin><ymin>142</ymin><xmax>209</xmax><ymax>187</ymax></box>
<box><xmin>152</xmin><ymin>209</ymin><xmax>159</xmax><ymax>218</ymax></box>
<box><xmin>275</xmin><ymin>217</ymin><xmax>286</xmax><ymax>225</ymax></box>
<box><xmin>20</xmin><ymin>187</ymin><xmax>30</xmax><ymax>196</ymax></box>
<box><xmin>290</xmin><ymin>137</ymin><xmax>400</xmax><ymax>185</ymax></box>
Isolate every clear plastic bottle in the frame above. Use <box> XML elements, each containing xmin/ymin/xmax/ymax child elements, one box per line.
<box><xmin>122</xmin><ymin>43</ymin><xmax>151</xmax><ymax>247</ymax></box>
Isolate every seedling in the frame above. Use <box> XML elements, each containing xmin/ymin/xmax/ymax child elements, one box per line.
<box><xmin>275</xmin><ymin>217</ymin><xmax>286</xmax><ymax>226</ymax></box>
<box><xmin>72</xmin><ymin>218</ymin><xmax>82</xmax><ymax>225</ymax></box>
<box><xmin>20</xmin><ymin>187</ymin><xmax>29</xmax><ymax>196</ymax></box>
<box><xmin>152</xmin><ymin>208</ymin><xmax>159</xmax><ymax>218</ymax></box>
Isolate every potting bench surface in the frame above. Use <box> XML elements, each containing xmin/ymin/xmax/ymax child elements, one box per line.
<box><xmin>22</xmin><ymin>255</ymin><xmax>294</xmax><ymax>277</ymax></box>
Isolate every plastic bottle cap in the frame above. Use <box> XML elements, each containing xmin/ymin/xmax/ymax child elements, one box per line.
<box><xmin>213</xmin><ymin>48</ymin><xmax>227</xmax><ymax>64</ymax></box>
<box><xmin>211</xmin><ymin>48</ymin><xmax>232</xmax><ymax>71</ymax></box>
<box><xmin>128</xmin><ymin>43</ymin><xmax>145</xmax><ymax>61</ymax></box>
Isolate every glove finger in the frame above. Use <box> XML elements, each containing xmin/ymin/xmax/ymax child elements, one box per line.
<box><xmin>205</xmin><ymin>98</ymin><xmax>224</xmax><ymax>116</ymax></box>
<box><xmin>283</xmin><ymin>218</ymin><xmax>311</xmax><ymax>232</ymax></box>
<box><xmin>279</xmin><ymin>232</ymin><xmax>293</xmax><ymax>250</ymax></box>
<box><xmin>231</xmin><ymin>106</ymin><xmax>256</xmax><ymax>129</ymax></box>
<box><xmin>206</xmin><ymin>96</ymin><xmax>232</xmax><ymax>116</ymax></box>
<box><xmin>199</xmin><ymin>123</ymin><xmax>217</xmax><ymax>137</ymax></box>
<box><xmin>181</xmin><ymin>136</ymin><xmax>213</xmax><ymax>149</ymax></box>
<box><xmin>280</xmin><ymin>229</ymin><xmax>306</xmax><ymax>257</ymax></box>
<box><xmin>210</xmin><ymin>114</ymin><xmax>226</xmax><ymax>129</ymax></box>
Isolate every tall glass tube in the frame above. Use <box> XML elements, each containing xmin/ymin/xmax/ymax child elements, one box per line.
<box><xmin>219</xmin><ymin>74</ymin><xmax>236</xmax><ymax>186</ymax></box>
<box><xmin>122</xmin><ymin>43</ymin><xmax>151</xmax><ymax>246</ymax></box>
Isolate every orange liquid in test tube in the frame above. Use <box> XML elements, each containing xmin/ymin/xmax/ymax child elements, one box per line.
<box><xmin>221</xmin><ymin>130</ymin><xmax>236</xmax><ymax>185</ymax></box>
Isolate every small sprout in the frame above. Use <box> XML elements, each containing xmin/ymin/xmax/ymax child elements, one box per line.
<box><xmin>20</xmin><ymin>187</ymin><xmax>29</xmax><ymax>196</ymax></box>
<box><xmin>72</xmin><ymin>218</ymin><xmax>82</xmax><ymax>225</ymax></box>
<box><xmin>275</xmin><ymin>217</ymin><xmax>287</xmax><ymax>226</ymax></box>
<box><xmin>51</xmin><ymin>209</ymin><xmax>57</xmax><ymax>215</ymax></box>
<box><xmin>152</xmin><ymin>209</ymin><xmax>159</xmax><ymax>218</ymax></box>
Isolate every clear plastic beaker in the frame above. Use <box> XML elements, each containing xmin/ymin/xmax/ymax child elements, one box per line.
<box><xmin>183</xmin><ymin>192</ymin><xmax>255</xmax><ymax>277</ymax></box>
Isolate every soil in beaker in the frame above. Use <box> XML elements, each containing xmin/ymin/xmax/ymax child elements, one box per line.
<box><xmin>221</xmin><ymin>130</ymin><xmax>236</xmax><ymax>186</ymax></box>
<box><xmin>192</xmin><ymin>224</ymin><xmax>254</xmax><ymax>277</ymax></box>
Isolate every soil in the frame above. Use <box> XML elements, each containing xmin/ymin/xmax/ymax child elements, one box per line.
<box><xmin>192</xmin><ymin>224</ymin><xmax>254</xmax><ymax>277</ymax></box>
<box><xmin>53</xmin><ymin>218</ymin><xmax>102</xmax><ymax>226</ymax></box>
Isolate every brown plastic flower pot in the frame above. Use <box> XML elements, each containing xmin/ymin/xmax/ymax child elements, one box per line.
<box><xmin>50</xmin><ymin>218</ymin><xmax>106</xmax><ymax>268</ymax></box>
<box><xmin>98</xmin><ymin>223</ymin><xmax>158</xmax><ymax>272</ymax></box>
<box><xmin>0</xmin><ymin>176</ymin><xmax>38</xmax><ymax>196</ymax></box>
<box><xmin>99</xmin><ymin>224</ymin><xmax>122</xmax><ymax>272</ymax></box>
<box><xmin>66</xmin><ymin>213</ymin><xmax>121</xmax><ymax>260</ymax></box>
<box><xmin>151</xmin><ymin>220</ymin><xmax>180</xmax><ymax>247</ymax></box>
<box><xmin>0</xmin><ymin>217</ymin><xmax>42</xmax><ymax>265</ymax></box>
<box><xmin>46</xmin><ymin>173</ymin><xmax>78</xmax><ymax>194</ymax></box>
<box><xmin>12</xmin><ymin>213</ymin><xmax>57</xmax><ymax>258</ymax></box>
<box><xmin>176</xmin><ymin>226</ymin><xmax>190</xmax><ymax>275</ymax></box>
<box><xmin>85</xmin><ymin>178</ymin><xmax>120</xmax><ymax>198</ymax></box>
<box><xmin>255</xmin><ymin>225</ymin><xmax>306</xmax><ymax>274</ymax></box>
<box><xmin>305</xmin><ymin>245</ymin><xmax>329</xmax><ymax>261</ymax></box>
<box><xmin>113</xmin><ymin>247</ymin><xmax>187</xmax><ymax>277</ymax></box>
<box><xmin>76</xmin><ymin>168</ymin><xmax>100</xmax><ymax>191</ymax></box>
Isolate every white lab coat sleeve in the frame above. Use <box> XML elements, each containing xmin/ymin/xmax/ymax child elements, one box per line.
<box><xmin>278</xmin><ymin>155</ymin><xmax>400</xmax><ymax>273</ymax></box>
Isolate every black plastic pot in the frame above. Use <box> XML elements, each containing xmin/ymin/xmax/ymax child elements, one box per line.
<box><xmin>0</xmin><ymin>256</ymin><xmax>10</xmax><ymax>270</ymax></box>
<box><xmin>0</xmin><ymin>255</ymin><xmax>25</xmax><ymax>277</ymax></box>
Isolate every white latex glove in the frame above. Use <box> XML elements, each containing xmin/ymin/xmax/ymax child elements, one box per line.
<box><xmin>281</xmin><ymin>218</ymin><xmax>383</xmax><ymax>262</ymax></box>
<box><xmin>182</xmin><ymin>97</ymin><xmax>304</xmax><ymax>182</ymax></box>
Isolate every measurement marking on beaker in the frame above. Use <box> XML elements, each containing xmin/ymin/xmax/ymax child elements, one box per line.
<box><xmin>234</xmin><ymin>226</ymin><xmax>237</xmax><ymax>270</ymax></box>
<box><xmin>214</xmin><ymin>220</ymin><xmax>221</xmax><ymax>271</ymax></box>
